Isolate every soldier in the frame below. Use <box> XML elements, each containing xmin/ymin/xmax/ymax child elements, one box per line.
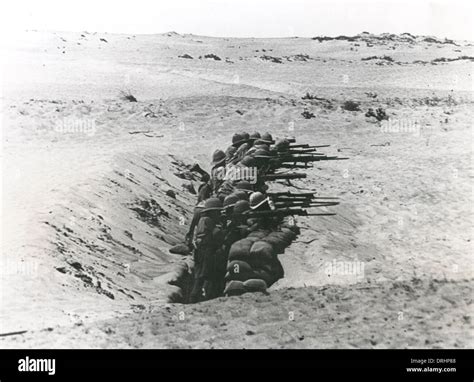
<box><xmin>260</xmin><ymin>132</ymin><xmax>274</xmax><ymax>145</ymax></box>
<box><xmin>249</xmin><ymin>132</ymin><xmax>261</xmax><ymax>144</ymax></box>
<box><xmin>249</xmin><ymin>191</ymin><xmax>272</xmax><ymax>211</ymax></box>
<box><xmin>184</xmin><ymin>200</ymin><xmax>205</xmax><ymax>246</ymax></box>
<box><xmin>188</xmin><ymin>163</ymin><xmax>211</xmax><ymax>203</ymax></box>
<box><xmin>187</xmin><ymin>149</ymin><xmax>227</xmax><ymax>242</ymax></box>
<box><xmin>239</xmin><ymin>155</ymin><xmax>257</xmax><ymax>168</ymax></box>
<box><xmin>272</xmin><ymin>138</ymin><xmax>290</xmax><ymax>154</ymax></box>
<box><xmin>233</xmin><ymin>135</ymin><xmax>252</xmax><ymax>162</ymax></box>
<box><xmin>189</xmin><ymin>198</ymin><xmax>225</xmax><ymax>303</ymax></box>
<box><xmin>233</xmin><ymin>190</ymin><xmax>250</xmax><ymax>201</ymax></box>
<box><xmin>222</xmin><ymin>198</ymin><xmax>251</xmax><ymax>252</ymax></box>
<box><xmin>233</xmin><ymin>180</ymin><xmax>255</xmax><ymax>196</ymax></box>
<box><xmin>210</xmin><ymin>149</ymin><xmax>227</xmax><ymax>194</ymax></box>
<box><xmin>253</xmin><ymin>148</ymin><xmax>276</xmax><ymax>169</ymax></box>
<box><xmin>197</xmin><ymin>182</ymin><xmax>212</xmax><ymax>204</ymax></box>
<box><xmin>226</xmin><ymin>133</ymin><xmax>247</xmax><ymax>153</ymax></box>
<box><xmin>214</xmin><ymin>194</ymin><xmax>246</xmax><ymax>296</ymax></box>
<box><xmin>225</xmin><ymin>145</ymin><xmax>237</xmax><ymax>164</ymax></box>
<box><xmin>247</xmin><ymin>192</ymin><xmax>278</xmax><ymax>232</ymax></box>
<box><xmin>227</xmin><ymin>133</ymin><xmax>251</xmax><ymax>164</ymax></box>
<box><xmin>220</xmin><ymin>199</ymin><xmax>252</xmax><ymax>296</ymax></box>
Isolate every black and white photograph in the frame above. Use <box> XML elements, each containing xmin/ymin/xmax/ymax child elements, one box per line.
<box><xmin>0</xmin><ymin>0</ymin><xmax>472</xmax><ymax>376</ymax></box>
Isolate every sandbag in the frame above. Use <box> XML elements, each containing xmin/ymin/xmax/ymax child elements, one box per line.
<box><xmin>228</xmin><ymin>239</ymin><xmax>256</xmax><ymax>262</ymax></box>
<box><xmin>225</xmin><ymin>270</ymin><xmax>256</xmax><ymax>282</ymax></box>
<box><xmin>243</xmin><ymin>279</ymin><xmax>268</xmax><ymax>293</ymax></box>
<box><xmin>270</xmin><ymin>258</ymin><xmax>284</xmax><ymax>280</ymax></box>
<box><xmin>262</xmin><ymin>236</ymin><xmax>286</xmax><ymax>254</ymax></box>
<box><xmin>267</xmin><ymin>232</ymin><xmax>292</xmax><ymax>245</ymax></box>
<box><xmin>224</xmin><ymin>280</ymin><xmax>246</xmax><ymax>296</ymax></box>
<box><xmin>227</xmin><ymin>260</ymin><xmax>252</xmax><ymax>274</ymax></box>
<box><xmin>254</xmin><ymin>262</ymin><xmax>273</xmax><ymax>274</ymax></box>
<box><xmin>281</xmin><ymin>222</ymin><xmax>300</xmax><ymax>235</ymax></box>
<box><xmin>249</xmin><ymin>241</ymin><xmax>274</xmax><ymax>265</ymax></box>
<box><xmin>252</xmin><ymin>269</ymin><xmax>274</xmax><ymax>286</ymax></box>
<box><xmin>280</xmin><ymin>228</ymin><xmax>297</xmax><ymax>241</ymax></box>
<box><xmin>247</xmin><ymin>230</ymin><xmax>268</xmax><ymax>239</ymax></box>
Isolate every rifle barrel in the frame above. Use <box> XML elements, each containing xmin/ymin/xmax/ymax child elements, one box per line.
<box><xmin>280</xmin><ymin>155</ymin><xmax>347</xmax><ymax>163</ymax></box>
<box><xmin>278</xmin><ymin>164</ymin><xmax>312</xmax><ymax>169</ymax></box>
<box><xmin>242</xmin><ymin>208</ymin><xmax>337</xmax><ymax>218</ymax></box>
<box><xmin>289</xmin><ymin>144</ymin><xmax>330</xmax><ymax>149</ymax></box>
<box><xmin>282</xmin><ymin>148</ymin><xmax>318</xmax><ymax>154</ymax></box>
<box><xmin>268</xmin><ymin>192</ymin><xmax>316</xmax><ymax>197</ymax></box>
<box><xmin>273</xmin><ymin>195</ymin><xmax>339</xmax><ymax>200</ymax></box>
<box><xmin>262</xmin><ymin>173</ymin><xmax>307</xmax><ymax>180</ymax></box>
<box><xmin>274</xmin><ymin>202</ymin><xmax>339</xmax><ymax>208</ymax></box>
<box><xmin>245</xmin><ymin>208</ymin><xmax>308</xmax><ymax>217</ymax></box>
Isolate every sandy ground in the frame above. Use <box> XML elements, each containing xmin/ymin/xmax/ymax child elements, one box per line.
<box><xmin>0</xmin><ymin>30</ymin><xmax>473</xmax><ymax>348</ymax></box>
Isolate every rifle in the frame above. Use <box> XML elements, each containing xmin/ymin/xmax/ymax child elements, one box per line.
<box><xmin>289</xmin><ymin>144</ymin><xmax>330</xmax><ymax>149</ymax></box>
<box><xmin>272</xmin><ymin>195</ymin><xmax>339</xmax><ymax>201</ymax></box>
<box><xmin>240</xmin><ymin>208</ymin><xmax>336</xmax><ymax>218</ymax></box>
<box><xmin>261</xmin><ymin>173</ymin><xmax>307</xmax><ymax>181</ymax></box>
<box><xmin>274</xmin><ymin>201</ymin><xmax>339</xmax><ymax>208</ymax></box>
<box><xmin>278</xmin><ymin>163</ymin><xmax>313</xmax><ymax>169</ymax></box>
<box><xmin>267</xmin><ymin>191</ymin><xmax>317</xmax><ymax>197</ymax></box>
<box><xmin>280</xmin><ymin>155</ymin><xmax>348</xmax><ymax>163</ymax></box>
<box><xmin>278</xmin><ymin>151</ymin><xmax>327</xmax><ymax>157</ymax></box>
<box><xmin>280</xmin><ymin>148</ymin><xmax>319</xmax><ymax>154</ymax></box>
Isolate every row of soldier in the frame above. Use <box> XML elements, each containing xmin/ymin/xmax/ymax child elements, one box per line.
<box><xmin>173</xmin><ymin>132</ymin><xmax>342</xmax><ymax>303</ymax></box>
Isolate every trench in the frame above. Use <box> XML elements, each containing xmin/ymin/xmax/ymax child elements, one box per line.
<box><xmin>44</xmin><ymin>151</ymin><xmax>204</xmax><ymax>307</ymax></box>
<box><xmin>46</xmin><ymin>148</ymin><xmax>360</xmax><ymax>308</ymax></box>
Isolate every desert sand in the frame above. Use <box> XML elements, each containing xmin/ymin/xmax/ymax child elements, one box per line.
<box><xmin>0</xmin><ymin>30</ymin><xmax>473</xmax><ymax>348</ymax></box>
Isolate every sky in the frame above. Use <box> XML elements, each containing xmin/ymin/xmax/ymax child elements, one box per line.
<box><xmin>1</xmin><ymin>0</ymin><xmax>473</xmax><ymax>40</ymax></box>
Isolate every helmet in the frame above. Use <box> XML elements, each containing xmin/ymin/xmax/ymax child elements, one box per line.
<box><xmin>253</xmin><ymin>139</ymin><xmax>271</xmax><ymax>149</ymax></box>
<box><xmin>232</xmin><ymin>132</ymin><xmax>247</xmax><ymax>147</ymax></box>
<box><xmin>234</xmin><ymin>190</ymin><xmax>249</xmax><ymax>201</ymax></box>
<box><xmin>234</xmin><ymin>180</ymin><xmax>254</xmax><ymax>193</ymax></box>
<box><xmin>232</xmin><ymin>133</ymin><xmax>242</xmax><ymax>145</ymax></box>
<box><xmin>249</xmin><ymin>132</ymin><xmax>261</xmax><ymax>140</ymax></box>
<box><xmin>253</xmin><ymin>149</ymin><xmax>273</xmax><ymax>158</ymax></box>
<box><xmin>274</xmin><ymin>138</ymin><xmax>290</xmax><ymax>152</ymax></box>
<box><xmin>260</xmin><ymin>132</ymin><xmax>273</xmax><ymax>143</ymax></box>
<box><xmin>240</xmin><ymin>156</ymin><xmax>256</xmax><ymax>167</ymax></box>
<box><xmin>201</xmin><ymin>197</ymin><xmax>223</xmax><ymax>212</ymax></box>
<box><xmin>242</xmin><ymin>132</ymin><xmax>250</xmax><ymax>141</ymax></box>
<box><xmin>223</xmin><ymin>194</ymin><xmax>240</xmax><ymax>208</ymax></box>
<box><xmin>249</xmin><ymin>192</ymin><xmax>269</xmax><ymax>210</ymax></box>
<box><xmin>211</xmin><ymin>149</ymin><xmax>226</xmax><ymax>167</ymax></box>
<box><xmin>234</xmin><ymin>200</ymin><xmax>251</xmax><ymax>214</ymax></box>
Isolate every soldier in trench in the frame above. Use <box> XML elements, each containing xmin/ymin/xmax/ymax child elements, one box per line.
<box><xmin>189</xmin><ymin>198</ymin><xmax>225</xmax><ymax>303</ymax></box>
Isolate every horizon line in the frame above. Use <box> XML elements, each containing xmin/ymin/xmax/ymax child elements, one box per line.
<box><xmin>21</xmin><ymin>28</ymin><xmax>473</xmax><ymax>42</ymax></box>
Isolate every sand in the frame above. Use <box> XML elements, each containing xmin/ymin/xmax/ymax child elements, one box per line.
<box><xmin>0</xmin><ymin>30</ymin><xmax>472</xmax><ymax>348</ymax></box>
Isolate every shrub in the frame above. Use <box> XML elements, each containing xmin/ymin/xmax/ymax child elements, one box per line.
<box><xmin>342</xmin><ymin>100</ymin><xmax>361</xmax><ymax>111</ymax></box>
<box><xmin>119</xmin><ymin>90</ymin><xmax>137</xmax><ymax>102</ymax></box>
